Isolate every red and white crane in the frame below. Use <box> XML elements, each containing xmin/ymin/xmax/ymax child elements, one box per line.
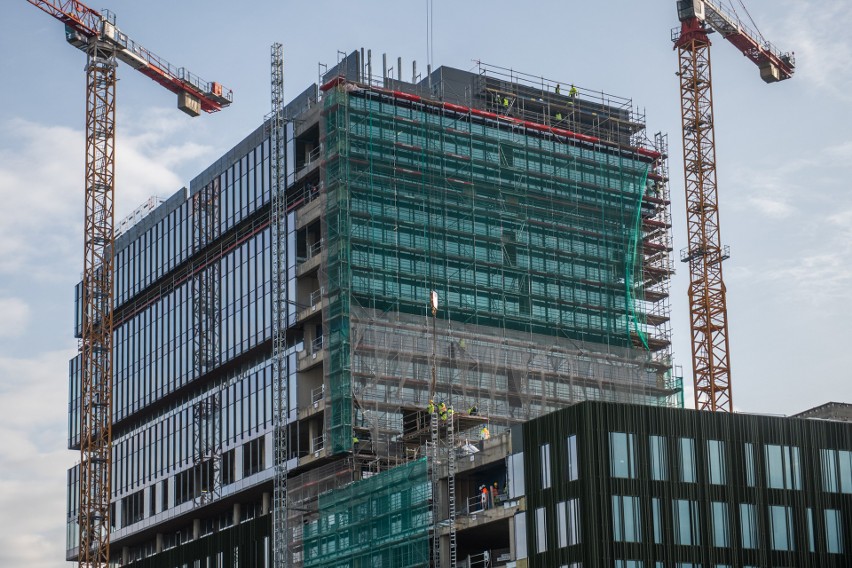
<box><xmin>674</xmin><ymin>0</ymin><xmax>794</xmax><ymax>412</ymax></box>
<box><xmin>25</xmin><ymin>2</ymin><xmax>232</xmax><ymax>567</ymax></box>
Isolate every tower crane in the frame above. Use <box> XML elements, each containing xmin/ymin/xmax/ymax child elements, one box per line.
<box><xmin>25</xmin><ymin>2</ymin><xmax>232</xmax><ymax>567</ymax></box>
<box><xmin>673</xmin><ymin>0</ymin><xmax>794</xmax><ymax>412</ymax></box>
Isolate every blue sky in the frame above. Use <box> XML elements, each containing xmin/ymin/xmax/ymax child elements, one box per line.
<box><xmin>1</xmin><ymin>1</ymin><xmax>850</xmax><ymax>565</ymax></box>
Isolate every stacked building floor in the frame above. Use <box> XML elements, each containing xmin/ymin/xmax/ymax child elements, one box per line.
<box><xmin>65</xmin><ymin>53</ymin><xmax>684</xmax><ymax>567</ymax></box>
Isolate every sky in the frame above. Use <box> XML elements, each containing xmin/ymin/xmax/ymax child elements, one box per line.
<box><xmin>0</xmin><ymin>0</ymin><xmax>849</xmax><ymax>565</ymax></box>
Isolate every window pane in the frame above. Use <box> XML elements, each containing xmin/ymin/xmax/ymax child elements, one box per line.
<box><xmin>610</xmin><ymin>432</ymin><xmax>636</xmax><ymax>479</ymax></box>
<box><xmin>825</xmin><ymin>509</ymin><xmax>843</xmax><ymax>553</ymax></box>
<box><xmin>806</xmin><ymin>508</ymin><xmax>815</xmax><ymax>552</ymax></box>
<box><xmin>557</xmin><ymin>498</ymin><xmax>581</xmax><ymax>547</ymax></box>
<box><xmin>711</xmin><ymin>502</ymin><xmax>729</xmax><ymax>547</ymax></box>
<box><xmin>536</xmin><ymin>506</ymin><xmax>547</xmax><ymax>553</ymax></box>
<box><xmin>679</xmin><ymin>438</ymin><xmax>696</xmax><ymax>483</ymax></box>
<box><xmin>769</xmin><ymin>505</ymin><xmax>793</xmax><ymax>551</ymax></box>
<box><xmin>566</xmin><ymin>434</ymin><xmax>578</xmax><ymax>481</ymax></box>
<box><xmin>567</xmin><ymin>498</ymin><xmax>580</xmax><ymax>546</ymax></box>
<box><xmin>673</xmin><ymin>499</ymin><xmax>700</xmax><ymax>546</ymax></box>
<box><xmin>707</xmin><ymin>440</ymin><xmax>726</xmax><ymax>485</ymax></box>
<box><xmin>649</xmin><ymin>435</ymin><xmax>667</xmax><ymax>481</ymax></box>
<box><xmin>841</xmin><ymin>450</ymin><xmax>852</xmax><ymax>493</ymax></box>
<box><xmin>612</xmin><ymin>495</ymin><xmax>641</xmax><ymax>543</ymax></box>
<box><xmin>740</xmin><ymin>503</ymin><xmax>757</xmax><ymax>549</ymax></box>
<box><xmin>540</xmin><ymin>443</ymin><xmax>551</xmax><ymax>489</ymax></box>
<box><xmin>652</xmin><ymin>498</ymin><xmax>662</xmax><ymax>544</ymax></box>
<box><xmin>821</xmin><ymin>449</ymin><xmax>838</xmax><ymax>492</ymax></box>
<box><xmin>765</xmin><ymin>444</ymin><xmax>801</xmax><ymax>490</ymax></box>
<box><xmin>744</xmin><ymin>443</ymin><xmax>756</xmax><ymax>487</ymax></box>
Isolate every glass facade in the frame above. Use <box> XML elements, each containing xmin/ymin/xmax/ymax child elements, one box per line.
<box><xmin>65</xmin><ymin>126</ymin><xmax>285</xmax><ymax>559</ymax></box>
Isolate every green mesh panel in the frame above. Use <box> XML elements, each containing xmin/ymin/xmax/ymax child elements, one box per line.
<box><xmin>302</xmin><ymin>458</ymin><xmax>430</xmax><ymax>568</ymax></box>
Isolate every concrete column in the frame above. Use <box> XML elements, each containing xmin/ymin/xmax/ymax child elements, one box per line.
<box><xmin>233</xmin><ymin>502</ymin><xmax>241</xmax><ymax>525</ymax></box>
<box><xmin>193</xmin><ymin>518</ymin><xmax>201</xmax><ymax>540</ymax></box>
<box><xmin>121</xmin><ymin>546</ymin><xmax>129</xmax><ymax>565</ymax></box>
<box><xmin>155</xmin><ymin>533</ymin><xmax>164</xmax><ymax>553</ymax></box>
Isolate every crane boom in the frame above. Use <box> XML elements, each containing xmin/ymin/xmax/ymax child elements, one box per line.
<box><xmin>25</xmin><ymin>2</ymin><xmax>232</xmax><ymax>567</ymax></box>
<box><xmin>673</xmin><ymin>1</ymin><xmax>793</xmax><ymax>412</ymax></box>
<box><xmin>678</xmin><ymin>0</ymin><xmax>795</xmax><ymax>82</ymax></box>
<box><xmin>27</xmin><ymin>0</ymin><xmax>232</xmax><ymax>116</ymax></box>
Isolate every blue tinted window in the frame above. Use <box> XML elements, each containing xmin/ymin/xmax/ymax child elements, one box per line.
<box><xmin>744</xmin><ymin>443</ymin><xmax>756</xmax><ymax>486</ymax></box>
<box><xmin>649</xmin><ymin>436</ymin><xmax>667</xmax><ymax>481</ymax></box>
<box><xmin>679</xmin><ymin>438</ymin><xmax>695</xmax><ymax>483</ymax></box>
<box><xmin>740</xmin><ymin>503</ymin><xmax>758</xmax><ymax>549</ymax></box>
<box><xmin>612</xmin><ymin>495</ymin><xmax>641</xmax><ymax>543</ymax></box>
<box><xmin>566</xmin><ymin>434</ymin><xmax>578</xmax><ymax>481</ymax></box>
<box><xmin>825</xmin><ymin>509</ymin><xmax>843</xmax><ymax>553</ymax></box>
<box><xmin>707</xmin><ymin>440</ymin><xmax>726</xmax><ymax>485</ymax></box>
<box><xmin>769</xmin><ymin>505</ymin><xmax>794</xmax><ymax>551</ymax></box>
<box><xmin>610</xmin><ymin>432</ymin><xmax>636</xmax><ymax>479</ymax></box>
<box><xmin>765</xmin><ymin>444</ymin><xmax>801</xmax><ymax>490</ymax></box>
<box><xmin>711</xmin><ymin>502</ymin><xmax>729</xmax><ymax>547</ymax></box>
<box><xmin>673</xmin><ymin>499</ymin><xmax>700</xmax><ymax>545</ymax></box>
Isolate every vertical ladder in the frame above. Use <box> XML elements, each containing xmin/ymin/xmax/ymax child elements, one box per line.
<box><xmin>446</xmin><ymin>412</ymin><xmax>457</xmax><ymax>568</ymax></box>
<box><xmin>270</xmin><ymin>42</ymin><xmax>289</xmax><ymax>568</ymax></box>
<box><xmin>430</xmin><ymin>411</ymin><xmax>441</xmax><ymax>567</ymax></box>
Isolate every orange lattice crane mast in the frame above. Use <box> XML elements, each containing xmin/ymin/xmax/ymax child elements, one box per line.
<box><xmin>673</xmin><ymin>0</ymin><xmax>794</xmax><ymax>412</ymax></box>
<box><xmin>25</xmin><ymin>2</ymin><xmax>232</xmax><ymax>567</ymax></box>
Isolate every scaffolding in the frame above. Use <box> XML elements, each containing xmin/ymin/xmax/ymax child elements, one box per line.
<box><xmin>292</xmin><ymin>61</ymin><xmax>680</xmax><ymax>566</ymax></box>
<box><xmin>302</xmin><ymin>458</ymin><xmax>430</xmax><ymax>568</ymax></box>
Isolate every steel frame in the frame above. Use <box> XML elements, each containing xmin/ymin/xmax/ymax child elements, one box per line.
<box><xmin>192</xmin><ymin>394</ymin><xmax>222</xmax><ymax>506</ymax></box>
<box><xmin>676</xmin><ymin>19</ymin><xmax>733</xmax><ymax>412</ymax></box>
<box><xmin>270</xmin><ymin>42</ymin><xmax>290</xmax><ymax>568</ymax></box>
<box><xmin>79</xmin><ymin>36</ymin><xmax>116</xmax><ymax>568</ymax></box>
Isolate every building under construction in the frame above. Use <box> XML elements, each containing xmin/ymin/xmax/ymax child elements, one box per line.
<box><xmin>64</xmin><ymin>51</ymin><xmax>681</xmax><ymax>567</ymax></box>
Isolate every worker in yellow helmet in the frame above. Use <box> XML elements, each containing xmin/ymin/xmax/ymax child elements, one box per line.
<box><xmin>569</xmin><ymin>84</ymin><xmax>578</xmax><ymax>98</ymax></box>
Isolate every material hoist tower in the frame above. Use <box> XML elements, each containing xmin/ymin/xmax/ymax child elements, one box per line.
<box><xmin>25</xmin><ymin>2</ymin><xmax>232</xmax><ymax>567</ymax></box>
<box><xmin>673</xmin><ymin>0</ymin><xmax>794</xmax><ymax>412</ymax></box>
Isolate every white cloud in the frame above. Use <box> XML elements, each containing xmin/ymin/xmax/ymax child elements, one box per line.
<box><xmin>0</xmin><ymin>348</ymin><xmax>76</xmax><ymax>568</ymax></box>
<box><xmin>779</xmin><ymin>0</ymin><xmax>852</xmax><ymax>102</ymax></box>
<box><xmin>0</xmin><ymin>297</ymin><xmax>30</xmax><ymax>337</ymax></box>
<box><xmin>0</xmin><ymin>112</ymin><xmax>215</xmax><ymax>281</ymax></box>
<box><xmin>0</xmin><ymin>110</ymin><xmax>215</xmax><ymax>567</ymax></box>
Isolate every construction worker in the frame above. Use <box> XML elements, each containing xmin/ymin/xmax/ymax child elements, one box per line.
<box><xmin>438</xmin><ymin>401</ymin><xmax>448</xmax><ymax>421</ymax></box>
<box><xmin>468</xmin><ymin>405</ymin><xmax>478</xmax><ymax>416</ymax></box>
<box><xmin>502</xmin><ymin>97</ymin><xmax>510</xmax><ymax>111</ymax></box>
<box><xmin>491</xmin><ymin>482</ymin><xmax>499</xmax><ymax>506</ymax></box>
<box><xmin>480</xmin><ymin>485</ymin><xmax>489</xmax><ymax>511</ymax></box>
<box><xmin>555</xmin><ymin>112</ymin><xmax>563</xmax><ymax>121</ymax></box>
<box><xmin>555</xmin><ymin>83</ymin><xmax>561</xmax><ymax>95</ymax></box>
<box><xmin>480</xmin><ymin>425</ymin><xmax>490</xmax><ymax>441</ymax></box>
<box><xmin>427</xmin><ymin>399</ymin><xmax>434</xmax><ymax>414</ymax></box>
<box><xmin>569</xmin><ymin>84</ymin><xmax>578</xmax><ymax>98</ymax></box>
